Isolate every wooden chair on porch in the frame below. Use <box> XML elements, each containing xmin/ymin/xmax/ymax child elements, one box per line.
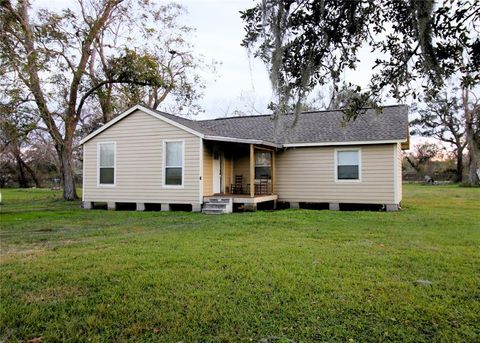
<box><xmin>231</xmin><ymin>175</ymin><xmax>244</xmax><ymax>194</ymax></box>
<box><xmin>256</xmin><ymin>174</ymin><xmax>270</xmax><ymax>195</ymax></box>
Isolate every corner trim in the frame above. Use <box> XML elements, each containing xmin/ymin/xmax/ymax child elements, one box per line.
<box><xmin>393</xmin><ymin>143</ymin><xmax>399</xmax><ymax>204</ymax></box>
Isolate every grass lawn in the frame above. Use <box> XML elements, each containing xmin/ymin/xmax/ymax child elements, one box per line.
<box><xmin>0</xmin><ymin>184</ymin><xmax>479</xmax><ymax>342</ymax></box>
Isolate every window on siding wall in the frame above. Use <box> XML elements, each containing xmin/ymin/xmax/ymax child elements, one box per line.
<box><xmin>255</xmin><ymin>151</ymin><xmax>271</xmax><ymax>179</ymax></box>
<box><xmin>165</xmin><ymin>141</ymin><xmax>183</xmax><ymax>186</ymax></box>
<box><xmin>337</xmin><ymin>150</ymin><xmax>360</xmax><ymax>180</ymax></box>
<box><xmin>99</xmin><ymin>143</ymin><xmax>115</xmax><ymax>185</ymax></box>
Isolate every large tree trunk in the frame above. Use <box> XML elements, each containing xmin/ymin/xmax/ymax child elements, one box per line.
<box><xmin>21</xmin><ymin>159</ymin><xmax>42</xmax><ymax>188</ymax></box>
<box><xmin>466</xmin><ymin>134</ymin><xmax>480</xmax><ymax>185</ymax></box>
<box><xmin>15</xmin><ymin>155</ymin><xmax>29</xmax><ymax>188</ymax></box>
<box><xmin>463</xmin><ymin>88</ymin><xmax>480</xmax><ymax>186</ymax></box>
<box><xmin>57</xmin><ymin>143</ymin><xmax>78</xmax><ymax>200</ymax></box>
<box><xmin>455</xmin><ymin>149</ymin><xmax>464</xmax><ymax>183</ymax></box>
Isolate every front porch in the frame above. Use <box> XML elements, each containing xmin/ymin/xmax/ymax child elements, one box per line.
<box><xmin>202</xmin><ymin>140</ymin><xmax>278</xmax><ymax>213</ymax></box>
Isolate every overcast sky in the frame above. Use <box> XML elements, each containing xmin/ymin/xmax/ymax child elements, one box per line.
<box><xmin>180</xmin><ymin>0</ymin><xmax>274</xmax><ymax>119</ymax></box>
<box><xmin>34</xmin><ymin>0</ymin><xmax>392</xmax><ymax>120</ymax></box>
<box><xmin>180</xmin><ymin>0</ymin><xmax>377</xmax><ymax>120</ymax></box>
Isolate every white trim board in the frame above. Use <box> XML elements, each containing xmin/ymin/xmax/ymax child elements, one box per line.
<box><xmin>162</xmin><ymin>139</ymin><xmax>185</xmax><ymax>189</ymax></box>
<box><xmin>203</xmin><ymin>135</ymin><xmax>281</xmax><ymax>148</ymax></box>
<box><xmin>283</xmin><ymin>139</ymin><xmax>405</xmax><ymax>148</ymax></box>
<box><xmin>198</xmin><ymin>138</ymin><xmax>203</xmax><ymax>204</ymax></box>
<box><xmin>334</xmin><ymin>147</ymin><xmax>362</xmax><ymax>183</ymax></box>
<box><xmin>393</xmin><ymin>143</ymin><xmax>399</xmax><ymax>204</ymax></box>
<box><xmin>97</xmin><ymin>141</ymin><xmax>116</xmax><ymax>187</ymax></box>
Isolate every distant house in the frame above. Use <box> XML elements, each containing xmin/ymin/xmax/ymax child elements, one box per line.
<box><xmin>79</xmin><ymin>104</ymin><xmax>409</xmax><ymax>213</ymax></box>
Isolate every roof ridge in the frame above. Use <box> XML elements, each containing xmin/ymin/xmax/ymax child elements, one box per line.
<box><xmin>198</xmin><ymin>104</ymin><xmax>407</xmax><ymax>122</ymax></box>
<box><xmin>147</xmin><ymin>104</ymin><xmax>407</xmax><ymax>123</ymax></box>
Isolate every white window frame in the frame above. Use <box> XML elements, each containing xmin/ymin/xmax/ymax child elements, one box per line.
<box><xmin>334</xmin><ymin>148</ymin><xmax>362</xmax><ymax>183</ymax></box>
<box><xmin>162</xmin><ymin>139</ymin><xmax>185</xmax><ymax>188</ymax></box>
<box><xmin>97</xmin><ymin>141</ymin><xmax>116</xmax><ymax>187</ymax></box>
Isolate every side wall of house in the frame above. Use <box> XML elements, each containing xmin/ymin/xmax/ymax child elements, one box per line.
<box><xmin>83</xmin><ymin>110</ymin><xmax>201</xmax><ymax>205</ymax></box>
<box><xmin>396</xmin><ymin>142</ymin><xmax>403</xmax><ymax>204</ymax></box>
<box><xmin>275</xmin><ymin>144</ymin><xmax>399</xmax><ymax>204</ymax></box>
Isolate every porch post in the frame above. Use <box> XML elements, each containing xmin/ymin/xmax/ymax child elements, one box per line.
<box><xmin>250</xmin><ymin>144</ymin><xmax>255</xmax><ymax>197</ymax></box>
<box><xmin>271</xmin><ymin>150</ymin><xmax>276</xmax><ymax>194</ymax></box>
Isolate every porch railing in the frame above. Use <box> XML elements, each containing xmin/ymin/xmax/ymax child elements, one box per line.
<box><xmin>230</xmin><ymin>179</ymin><xmax>272</xmax><ymax>195</ymax></box>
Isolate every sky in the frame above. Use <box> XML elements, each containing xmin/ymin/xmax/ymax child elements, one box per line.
<box><xmin>179</xmin><ymin>0</ymin><xmax>377</xmax><ymax>120</ymax></box>
<box><xmin>179</xmin><ymin>0</ymin><xmax>273</xmax><ymax>119</ymax></box>
<box><xmin>34</xmin><ymin>0</ymin><xmax>430</xmax><ymax>146</ymax></box>
<box><xmin>34</xmin><ymin>0</ymin><xmax>394</xmax><ymax>120</ymax></box>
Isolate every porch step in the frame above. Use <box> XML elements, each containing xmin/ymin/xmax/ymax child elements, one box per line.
<box><xmin>206</xmin><ymin>198</ymin><xmax>231</xmax><ymax>203</ymax></box>
<box><xmin>204</xmin><ymin>203</ymin><xmax>227</xmax><ymax>209</ymax></box>
<box><xmin>202</xmin><ymin>197</ymin><xmax>233</xmax><ymax>214</ymax></box>
<box><xmin>202</xmin><ymin>208</ymin><xmax>226</xmax><ymax>215</ymax></box>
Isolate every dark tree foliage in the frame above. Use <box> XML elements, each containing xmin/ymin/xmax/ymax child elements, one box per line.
<box><xmin>404</xmin><ymin>142</ymin><xmax>439</xmax><ymax>177</ymax></box>
<box><xmin>0</xmin><ymin>0</ymin><xmax>210</xmax><ymax>199</ymax></box>
<box><xmin>241</xmin><ymin>0</ymin><xmax>480</xmax><ymax>185</ymax></box>
<box><xmin>241</xmin><ymin>0</ymin><xmax>479</xmax><ymax>115</ymax></box>
<box><xmin>411</xmin><ymin>91</ymin><xmax>467</xmax><ymax>182</ymax></box>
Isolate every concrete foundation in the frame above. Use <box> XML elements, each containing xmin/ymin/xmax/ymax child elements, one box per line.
<box><xmin>290</xmin><ymin>202</ymin><xmax>300</xmax><ymax>209</ymax></box>
<box><xmin>329</xmin><ymin>203</ymin><xmax>340</xmax><ymax>211</ymax></box>
<box><xmin>136</xmin><ymin>203</ymin><xmax>145</xmax><ymax>211</ymax></box>
<box><xmin>107</xmin><ymin>202</ymin><xmax>116</xmax><ymax>210</ymax></box>
<box><xmin>83</xmin><ymin>201</ymin><xmax>92</xmax><ymax>209</ymax></box>
<box><xmin>161</xmin><ymin>203</ymin><xmax>170</xmax><ymax>211</ymax></box>
<box><xmin>192</xmin><ymin>204</ymin><xmax>201</xmax><ymax>212</ymax></box>
<box><xmin>386</xmin><ymin>204</ymin><xmax>399</xmax><ymax>212</ymax></box>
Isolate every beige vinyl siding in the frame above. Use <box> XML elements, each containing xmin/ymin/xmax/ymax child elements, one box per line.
<box><xmin>83</xmin><ymin>109</ymin><xmax>201</xmax><ymax>204</ymax></box>
<box><xmin>276</xmin><ymin>144</ymin><xmax>397</xmax><ymax>204</ymax></box>
<box><xmin>396</xmin><ymin>142</ymin><xmax>403</xmax><ymax>203</ymax></box>
<box><xmin>203</xmin><ymin>144</ymin><xmax>213</xmax><ymax>196</ymax></box>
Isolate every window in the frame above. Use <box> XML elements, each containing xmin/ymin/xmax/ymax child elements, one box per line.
<box><xmin>98</xmin><ymin>142</ymin><xmax>115</xmax><ymax>185</ymax></box>
<box><xmin>164</xmin><ymin>141</ymin><xmax>183</xmax><ymax>186</ymax></box>
<box><xmin>336</xmin><ymin>149</ymin><xmax>360</xmax><ymax>181</ymax></box>
<box><xmin>255</xmin><ymin>151</ymin><xmax>271</xmax><ymax>179</ymax></box>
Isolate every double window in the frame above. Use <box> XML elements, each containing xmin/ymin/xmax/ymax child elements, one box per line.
<box><xmin>336</xmin><ymin>149</ymin><xmax>361</xmax><ymax>181</ymax></box>
<box><xmin>164</xmin><ymin>140</ymin><xmax>184</xmax><ymax>186</ymax></box>
<box><xmin>98</xmin><ymin>142</ymin><xmax>115</xmax><ymax>185</ymax></box>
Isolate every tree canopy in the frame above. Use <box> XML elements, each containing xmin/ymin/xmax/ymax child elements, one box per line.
<box><xmin>0</xmin><ymin>0</ymin><xmax>211</xmax><ymax>199</ymax></box>
<box><xmin>241</xmin><ymin>0</ymin><xmax>480</xmax><ymax>185</ymax></box>
<box><xmin>241</xmin><ymin>0</ymin><xmax>479</xmax><ymax>114</ymax></box>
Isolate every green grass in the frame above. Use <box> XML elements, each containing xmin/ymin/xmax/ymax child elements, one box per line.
<box><xmin>0</xmin><ymin>185</ymin><xmax>479</xmax><ymax>342</ymax></box>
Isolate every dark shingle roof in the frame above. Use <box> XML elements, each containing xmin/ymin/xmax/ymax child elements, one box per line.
<box><xmin>152</xmin><ymin>105</ymin><xmax>409</xmax><ymax>145</ymax></box>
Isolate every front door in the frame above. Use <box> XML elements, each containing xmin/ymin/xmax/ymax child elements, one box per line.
<box><xmin>212</xmin><ymin>151</ymin><xmax>221</xmax><ymax>193</ymax></box>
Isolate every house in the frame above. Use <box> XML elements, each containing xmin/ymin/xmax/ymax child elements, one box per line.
<box><xmin>79</xmin><ymin>104</ymin><xmax>409</xmax><ymax>213</ymax></box>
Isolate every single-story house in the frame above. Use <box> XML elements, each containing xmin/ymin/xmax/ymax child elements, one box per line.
<box><xmin>79</xmin><ymin>104</ymin><xmax>409</xmax><ymax>213</ymax></box>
